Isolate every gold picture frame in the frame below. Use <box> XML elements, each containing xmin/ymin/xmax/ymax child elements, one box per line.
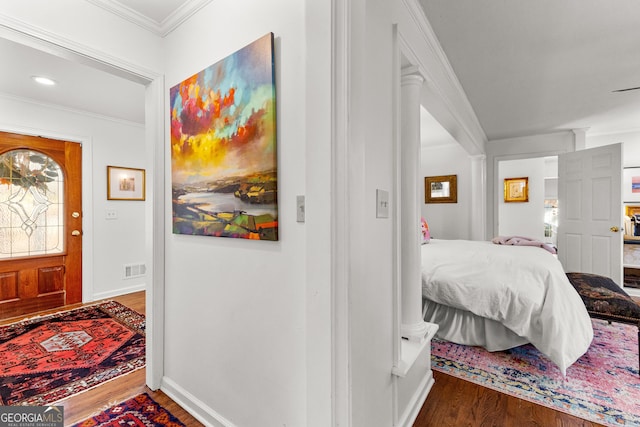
<box><xmin>504</xmin><ymin>177</ymin><xmax>528</xmax><ymax>203</ymax></box>
<box><xmin>107</xmin><ymin>166</ymin><xmax>146</xmax><ymax>201</ymax></box>
<box><xmin>425</xmin><ymin>175</ymin><xmax>457</xmax><ymax>204</ymax></box>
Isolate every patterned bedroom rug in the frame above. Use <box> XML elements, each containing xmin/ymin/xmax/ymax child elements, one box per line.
<box><xmin>71</xmin><ymin>393</ymin><xmax>186</xmax><ymax>427</ymax></box>
<box><xmin>0</xmin><ymin>301</ymin><xmax>145</xmax><ymax>406</ymax></box>
<box><xmin>431</xmin><ymin>319</ymin><xmax>640</xmax><ymax>427</ymax></box>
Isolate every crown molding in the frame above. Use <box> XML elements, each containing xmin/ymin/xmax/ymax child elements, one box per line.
<box><xmin>85</xmin><ymin>0</ymin><xmax>212</xmax><ymax>37</ymax></box>
<box><xmin>587</xmin><ymin>127</ymin><xmax>640</xmax><ymax>137</ymax></box>
<box><xmin>0</xmin><ymin>91</ymin><xmax>145</xmax><ymax>127</ymax></box>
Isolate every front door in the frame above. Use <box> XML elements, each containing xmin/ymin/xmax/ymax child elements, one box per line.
<box><xmin>0</xmin><ymin>131</ymin><xmax>82</xmax><ymax>319</ymax></box>
<box><xmin>557</xmin><ymin>143</ymin><xmax>623</xmax><ymax>284</ymax></box>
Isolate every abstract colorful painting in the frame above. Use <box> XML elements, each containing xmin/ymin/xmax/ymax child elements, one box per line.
<box><xmin>170</xmin><ymin>33</ymin><xmax>278</xmax><ymax>240</ymax></box>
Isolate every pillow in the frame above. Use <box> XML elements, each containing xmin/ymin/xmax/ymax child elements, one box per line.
<box><xmin>421</xmin><ymin>217</ymin><xmax>431</xmax><ymax>244</ymax></box>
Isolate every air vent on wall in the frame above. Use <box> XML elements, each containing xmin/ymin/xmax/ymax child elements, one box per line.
<box><xmin>123</xmin><ymin>263</ymin><xmax>146</xmax><ymax>279</ymax></box>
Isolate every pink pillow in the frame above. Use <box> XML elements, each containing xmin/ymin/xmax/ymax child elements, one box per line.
<box><xmin>421</xmin><ymin>217</ymin><xmax>430</xmax><ymax>244</ymax></box>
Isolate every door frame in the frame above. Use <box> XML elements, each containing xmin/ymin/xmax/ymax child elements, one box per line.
<box><xmin>0</xmin><ymin>130</ymin><xmax>86</xmax><ymax>313</ymax></box>
<box><xmin>0</xmin><ymin>24</ymin><xmax>165</xmax><ymax>390</ymax></box>
<box><xmin>491</xmin><ymin>149</ymin><xmax>569</xmax><ymax>239</ymax></box>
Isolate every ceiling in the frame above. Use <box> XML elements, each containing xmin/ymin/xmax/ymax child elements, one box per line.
<box><xmin>1</xmin><ymin>1</ymin><xmax>639</xmax><ymax>142</ymax></box>
<box><xmin>0</xmin><ymin>36</ymin><xmax>147</xmax><ymax>124</ymax></box>
<box><xmin>108</xmin><ymin>0</ymin><xmax>192</xmax><ymax>24</ymax></box>
<box><xmin>0</xmin><ymin>0</ymin><xmax>203</xmax><ymax>125</ymax></box>
<box><xmin>419</xmin><ymin>0</ymin><xmax>640</xmax><ymax>141</ymax></box>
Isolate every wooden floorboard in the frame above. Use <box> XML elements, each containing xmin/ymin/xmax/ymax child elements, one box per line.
<box><xmin>414</xmin><ymin>368</ymin><xmax>605</xmax><ymax>427</ymax></box>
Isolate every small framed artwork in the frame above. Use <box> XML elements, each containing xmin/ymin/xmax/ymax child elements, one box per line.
<box><xmin>623</xmin><ymin>167</ymin><xmax>640</xmax><ymax>202</ymax></box>
<box><xmin>425</xmin><ymin>175</ymin><xmax>457</xmax><ymax>203</ymax></box>
<box><xmin>107</xmin><ymin>166</ymin><xmax>146</xmax><ymax>201</ymax></box>
<box><xmin>504</xmin><ymin>177</ymin><xmax>528</xmax><ymax>203</ymax></box>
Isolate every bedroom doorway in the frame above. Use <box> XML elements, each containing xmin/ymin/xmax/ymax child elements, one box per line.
<box><xmin>497</xmin><ymin>156</ymin><xmax>557</xmax><ymax>246</ymax></box>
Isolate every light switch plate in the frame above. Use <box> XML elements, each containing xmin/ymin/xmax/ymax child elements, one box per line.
<box><xmin>376</xmin><ymin>189</ymin><xmax>389</xmax><ymax>218</ymax></box>
<box><xmin>106</xmin><ymin>209</ymin><xmax>118</xmax><ymax>220</ymax></box>
<box><xmin>296</xmin><ymin>195</ymin><xmax>305</xmax><ymax>222</ymax></box>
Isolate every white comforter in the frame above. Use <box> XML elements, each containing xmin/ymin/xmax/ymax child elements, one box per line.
<box><xmin>421</xmin><ymin>239</ymin><xmax>593</xmax><ymax>375</ymax></box>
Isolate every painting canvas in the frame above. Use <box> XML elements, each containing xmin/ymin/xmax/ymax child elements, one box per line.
<box><xmin>623</xmin><ymin>167</ymin><xmax>640</xmax><ymax>202</ymax></box>
<box><xmin>170</xmin><ymin>33</ymin><xmax>278</xmax><ymax>240</ymax></box>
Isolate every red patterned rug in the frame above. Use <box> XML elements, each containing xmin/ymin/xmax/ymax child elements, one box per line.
<box><xmin>432</xmin><ymin>319</ymin><xmax>640</xmax><ymax>426</ymax></box>
<box><xmin>71</xmin><ymin>393</ymin><xmax>186</xmax><ymax>427</ymax></box>
<box><xmin>0</xmin><ymin>301</ymin><xmax>145</xmax><ymax>406</ymax></box>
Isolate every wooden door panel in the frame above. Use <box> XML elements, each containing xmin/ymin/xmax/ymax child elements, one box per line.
<box><xmin>0</xmin><ymin>272</ymin><xmax>18</xmax><ymax>301</ymax></box>
<box><xmin>39</xmin><ymin>266</ymin><xmax>65</xmax><ymax>294</ymax></box>
<box><xmin>558</xmin><ymin>143</ymin><xmax>623</xmax><ymax>284</ymax></box>
<box><xmin>0</xmin><ymin>131</ymin><xmax>82</xmax><ymax>319</ymax></box>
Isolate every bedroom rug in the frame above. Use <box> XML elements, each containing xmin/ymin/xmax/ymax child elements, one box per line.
<box><xmin>0</xmin><ymin>301</ymin><xmax>145</xmax><ymax>406</ymax></box>
<box><xmin>431</xmin><ymin>319</ymin><xmax>640</xmax><ymax>427</ymax></box>
<box><xmin>71</xmin><ymin>393</ymin><xmax>186</xmax><ymax>427</ymax></box>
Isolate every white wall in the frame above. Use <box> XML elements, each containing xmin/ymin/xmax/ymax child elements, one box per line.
<box><xmin>421</xmin><ymin>144</ymin><xmax>472</xmax><ymax>239</ymax></box>
<box><xmin>0</xmin><ymin>94</ymin><xmax>147</xmax><ymax>300</ymax></box>
<box><xmin>162</xmin><ymin>1</ymin><xmax>309</xmax><ymax>426</ymax></box>
<box><xmin>348</xmin><ymin>0</ymin><xmax>396</xmax><ymax>424</ymax></box>
<box><xmin>498</xmin><ymin>157</ymin><xmax>546</xmax><ymax>241</ymax></box>
<box><xmin>587</xmin><ymin>130</ymin><xmax>640</xmax><ymax>167</ymax></box>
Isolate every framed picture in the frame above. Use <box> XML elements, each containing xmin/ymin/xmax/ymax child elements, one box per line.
<box><xmin>623</xmin><ymin>167</ymin><xmax>640</xmax><ymax>203</ymax></box>
<box><xmin>169</xmin><ymin>33</ymin><xmax>278</xmax><ymax>241</ymax></box>
<box><xmin>425</xmin><ymin>175</ymin><xmax>457</xmax><ymax>203</ymax></box>
<box><xmin>107</xmin><ymin>166</ymin><xmax>146</xmax><ymax>201</ymax></box>
<box><xmin>504</xmin><ymin>177</ymin><xmax>528</xmax><ymax>203</ymax></box>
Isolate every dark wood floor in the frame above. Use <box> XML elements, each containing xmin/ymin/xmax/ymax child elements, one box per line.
<box><xmin>414</xmin><ymin>371</ymin><xmax>604</xmax><ymax>427</ymax></box>
<box><xmin>2</xmin><ymin>293</ymin><xmax>612</xmax><ymax>426</ymax></box>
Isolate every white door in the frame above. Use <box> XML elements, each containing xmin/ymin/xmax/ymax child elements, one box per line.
<box><xmin>558</xmin><ymin>143</ymin><xmax>623</xmax><ymax>284</ymax></box>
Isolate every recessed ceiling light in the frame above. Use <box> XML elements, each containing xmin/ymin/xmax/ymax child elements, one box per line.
<box><xmin>32</xmin><ymin>76</ymin><xmax>56</xmax><ymax>86</ymax></box>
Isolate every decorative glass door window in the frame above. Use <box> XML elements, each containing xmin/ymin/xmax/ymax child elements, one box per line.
<box><xmin>0</xmin><ymin>149</ymin><xmax>64</xmax><ymax>258</ymax></box>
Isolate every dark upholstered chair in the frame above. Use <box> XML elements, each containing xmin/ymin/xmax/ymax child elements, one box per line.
<box><xmin>566</xmin><ymin>272</ymin><xmax>640</xmax><ymax>373</ymax></box>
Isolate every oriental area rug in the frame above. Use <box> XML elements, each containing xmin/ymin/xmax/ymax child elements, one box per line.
<box><xmin>0</xmin><ymin>301</ymin><xmax>145</xmax><ymax>406</ymax></box>
<box><xmin>431</xmin><ymin>319</ymin><xmax>640</xmax><ymax>427</ymax></box>
<box><xmin>71</xmin><ymin>393</ymin><xmax>186</xmax><ymax>427</ymax></box>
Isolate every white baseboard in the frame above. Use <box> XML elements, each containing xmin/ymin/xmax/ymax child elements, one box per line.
<box><xmin>161</xmin><ymin>376</ymin><xmax>236</xmax><ymax>427</ymax></box>
<box><xmin>90</xmin><ymin>283</ymin><xmax>146</xmax><ymax>302</ymax></box>
<box><xmin>397</xmin><ymin>370</ymin><xmax>435</xmax><ymax>427</ymax></box>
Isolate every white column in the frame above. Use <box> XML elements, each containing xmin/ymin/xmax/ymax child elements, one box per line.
<box><xmin>572</xmin><ymin>128</ymin><xmax>590</xmax><ymax>151</ymax></box>
<box><xmin>469</xmin><ymin>154</ymin><xmax>487</xmax><ymax>241</ymax></box>
<box><xmin>400</xmin><ymin>68</ymin><xmax>430</xmax><ymax>342</ymax></box>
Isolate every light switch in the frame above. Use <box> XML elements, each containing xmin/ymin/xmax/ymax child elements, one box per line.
<box><xmin>106</xmin><ymin>209</ymin><xmax>118</xmax><ymax>220</ymax></box>
<box><xmin>296</xmin><ymin>195</ymin><xmax>305</xmax><ymax>222</ymax></box>
<box><xmin>376</xmin><ymin>189</ymin><xmax>389</xmax><ymax>218</ymax></box>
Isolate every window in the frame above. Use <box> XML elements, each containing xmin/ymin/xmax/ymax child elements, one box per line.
<box><xmin>0</xmin><ymin>149</ymin><xmax>64</xmax><ymax>258</ymax></box>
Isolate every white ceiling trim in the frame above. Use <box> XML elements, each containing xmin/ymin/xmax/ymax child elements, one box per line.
<box><xmin>160</xmin><ymin>0</ymin><xmax>212</xmax><ymax>37</ymax></box>
<box><xmin>0</xmin><ymin>12</ymin><xmax>159</xmax><ymax>83</ymax></box>
<box><xmin>85</xmin><ymin>0</ymin><xmax>212</xmax><ymax>37</ymax></box>
<box><xmin>0</xmin><ymin>91</ymin><xmax>145</xmax><ymax>128</ymax></box>
<box><xmin>586</xmin><ymin>127</ymin><xmax>640</xmax><ymax>137</ymax></box>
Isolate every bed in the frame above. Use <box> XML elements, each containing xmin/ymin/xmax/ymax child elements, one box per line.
<box><xmin>421</xmin><ymin>239</ymin><xmax>594</xmax><ymax>375</ymax></box>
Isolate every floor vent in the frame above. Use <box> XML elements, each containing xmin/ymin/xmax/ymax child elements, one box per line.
<box><xmin>124</xmin><ymin>263</ymin><xmax>146</xmax><ymax>279</ymax></box>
